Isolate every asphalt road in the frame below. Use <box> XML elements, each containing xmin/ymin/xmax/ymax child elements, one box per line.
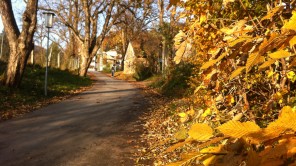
<box><xmin>0</xmin><ymin>72</ymin><xmax>145</xmax><ymax>166</ymax></box>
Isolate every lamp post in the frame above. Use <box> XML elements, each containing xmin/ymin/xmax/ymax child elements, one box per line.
<box><xmin>43</xmin><ymin>12</ymin><xmax>55</xmax><ymax>96</ymax></box>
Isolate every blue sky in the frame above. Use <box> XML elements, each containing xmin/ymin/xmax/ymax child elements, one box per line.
<box><xmin>0</xmin><ymin>1</ymin><xmax>26</xmax><ymax>33</ymax></box>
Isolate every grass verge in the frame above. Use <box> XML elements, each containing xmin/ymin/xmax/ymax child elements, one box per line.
<box><xmin>0</xmin><ymin>63</ymin><xmax>92</xmax><ymax>121</ymax></box>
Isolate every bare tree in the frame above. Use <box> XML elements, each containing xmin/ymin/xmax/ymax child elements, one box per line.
<box><xmin>40</xmin><ymin>0</ymin><xmax>129</xmax><ymax>76</ymax></box>
<box><xmin>0</xmin><ymin>0</ymin><xmax>38</xmax><ymax>87</ymax></box>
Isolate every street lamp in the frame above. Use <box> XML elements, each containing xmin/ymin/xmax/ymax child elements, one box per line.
<box><xmin>43</xmin><ymin>12</ymin><xmax>55</xmax><ymax>96</ymax></box>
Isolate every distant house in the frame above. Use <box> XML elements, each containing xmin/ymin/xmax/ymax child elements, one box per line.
<box><xmin>96</xmin><ymin>49</ymin><xmax>122</xmax><ymax>71</ymax></box>
<box><xmin>124</xmin><ymin>42</ymin><xmax>136</xmax><ymax>74</ymax></box>
<box><xmin>88</xmin><ymin>56</ymin><xmax>97</xmax><ymax>72</ymax></box>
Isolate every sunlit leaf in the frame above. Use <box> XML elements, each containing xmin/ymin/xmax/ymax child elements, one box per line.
<box><xmin>246</xmin><ymin>52</ymin><xmax>260</xmax><ymax>72</ymax></box>
<box><xmin>200</xmin><ymin>60</ymin><xmax>217</xmax><ymax>70</ymax></box>
<box><xmin>268</xmin><ymin>50</ymin><xmax>292</xmax><ymax>59</ymax></box>
<box><xmin>268</xmin><ymin>106</ymin><xmax>296</xmax><ymax>131</ymax></box>
<box><xmin>228</xmin><ymin>36</ymin><xmax>252</xmax><ymax>47</ymax></box>
<box><xmin>188</xmin><ymin>123</ymin><xmax>213</xmax><ymax>141</ymax></box>
<box><xmin>282</xmin><ymin>11</ymin><xmax>296</xmax><ymax>31</ymax></box>
<box><xmin>289</xmin><ymin>36</ymin><xmax>296</xmax><ymax>47</ymax></box>
<box><xmin>223</xmin><ymin>0</ymin><xmax>235</xmax><ymax>6</ymax></box>
<box><xmin>217</xmin><ymin>120</ymin><xmax>261</xmax><ymax>138</ymax></box>
<box><xmin>261</xmin><ymin>5</ymin><xmax>284</xmax><ymax>21</ymax></box>
<box><xmin>208</xmin><ymin>47</ymin><xmax>221</xmax><ymax>56</ymax></box>
<box><xmin>174</xmin><ymin>41</ymin><xmax>187</xmax><ymax>64</ymax></box>
<box><xmin>200</xmin><ymin>12</ymin><xmax>207</xmax><ymax>24</ymax></box>
<box><xmin>174</xmin><ymin>127</ymin><xmax>188</xmax><ymax>140</ymax></box>
<box><xmin>259</xmin><ymin>59</ymin><xmax>276</xmax><ymax>70</ymax></box>
<box><xmin>201</xmin><ymin>52</ymin><xmax>226</xmax><ymax>70</ymax></box>
<box><xmin>229</xmin><ymin>66</ymin><xmax>245</xmax><ymax>80</ymax></box>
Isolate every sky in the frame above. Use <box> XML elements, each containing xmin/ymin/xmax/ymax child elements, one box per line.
<box><xmin>0</xmin><ymin>0</ymin><xmax>26</xmax><ymax>33</ymax></box>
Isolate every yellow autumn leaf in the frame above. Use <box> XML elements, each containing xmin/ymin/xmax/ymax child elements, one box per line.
<box><xmin>188</xmin><ymin>123</ymin><xmax>213</xmax><ymax>141</ymax></box>
<box><xmin>178</xmin><ymin>112</ymin><xmax>187</xmax><ymax>118</ymax></box>
<box><xmin>282</xmin><ymin>11</ymin><xmax>296</xmax><ymax>31</ymax></box>
<box><xmin>217</xmin><ymin>120</ymin><xmax>261</xmax><ymax>138</ymax></box>
<box><xmin>267</xmin><ymin>70</ymin><xmax>274</xmax><ymax>78</ymax></box>
<box><xmin>229</xmin><ymin>66</ymin><xmax>246</xmax><ymax>80</ymax></box>
<box><xmin>228</xmin><ymin>36</ymin><xmax>252</xmax><ymax>47</ymax></box>
<box><xmin>259</xmin><ymin>59</ymin><xmax>276</xmax><ymax>70</ymax></box>
<box><xmin>246</xmin><ymin>52</ymin><xmax>260</xmax><ymax>72</ymax></box>
<box><xmin>200</xmin><ymin>60</ymin><xmax>217</xmax><ymax>70</ymax></box>
<box><xmin>174</xmin><ymin>127</ymin><xmax>188</xmax><ymax>140</ymax></box>
<box><xmin>202</xmin><ymin>155</ymin><xmax>219</xmax><ymax>166</ymax></box>
<box><xmin>199</xmin><ymin>12</ymin><xmax>207</xmax><ymax>24</ymax></box>
<box><xmin>220</xmin><ymin>27</ymin><xmax>234</xmax><ymax>35</ymax></box>
<box><xmin>261</xmin><ymin>5</ymin><xmax>284</xmax><ymax>21</ymax></box>
<box><xmin>268</xmin><ymin>106</ymin><xmax>296</xmax><ymax>131</ymax></box>
<box><xmin>289</xmin><ymin>36</ymin><xmax>296</xmax><ymax>47</ymax></box>
<box><xmin>174</xmin><ymin>41</ymin><xmax>187</xmax><ymax>64</ymax></box>
<box><xmin>174</xmin><ymin>30</ymin><xmax>186</xmax><ymax>47</ymax></box>
<box><xmin>268</xmin><ymin>50</ymin><xmax>292</xmax><ymax>59</ymax></box>
<box><xmin>287</xmin><ymin>71</ymin><xmax>295</xmax><ymax>79</ymax></box>
<box><xmin>208</xmin><ymin>47</ymin><xmax>221</xmax><ymax>56</ymax></box>
<box><xmin>200</xmin><ymin>145</ymin><xmax>226</xmax><ymax>154</ymax></box>
<box><xmin>232</xmin><ymin>113</ymin><xmax>243</xmax><ymax>121</ymax></box>
<box><xmin>186</xmin><ymin>106</ymin><xmax>195</xmax><ymax>117</ymax></box>
<box><xmin>201</xmin><ymin>108</ymin><xmax>212</xmax><ymax>117</ymax></box>
<box><xmin>223</xmin><ymin>0</ymin><xmax>235</xmax><ymax>6</ymax></box>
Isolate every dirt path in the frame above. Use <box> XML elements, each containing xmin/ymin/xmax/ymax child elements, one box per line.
<box><xmin>0</xmin><ymin>72</ymin><xmax>147</xmax><ymax>166</ymax></box>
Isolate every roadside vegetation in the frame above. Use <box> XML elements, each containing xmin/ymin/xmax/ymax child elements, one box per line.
<box><xmin>0</xmin><ymin>61</ymin><xmax>92</xmax><ymax>121</ymax></box>
<box><xmin>133</xmin><ymin>0</ymin><xmax>296</xmax><ymax>165</ymax></box>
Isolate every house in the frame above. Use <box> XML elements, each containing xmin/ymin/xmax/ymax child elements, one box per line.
<box><xmin>96</xmin><ymin>49</ymin><xmax>122</xmax><ymax>71</ymax></box>
<box><xmin>123</xmin><ymin>42</ymin><xmax>136</xmax><ymax>74</ymax></box>
<box><xmin>88</xmin><ymin>56</ymin><xmax>97</xmax><ymax>72</ymax></box>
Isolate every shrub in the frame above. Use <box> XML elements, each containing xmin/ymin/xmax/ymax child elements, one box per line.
<box><xmin>133</xmin><ymin>62</ymin><xmax>153</xmax><ymax>81</ymax></box>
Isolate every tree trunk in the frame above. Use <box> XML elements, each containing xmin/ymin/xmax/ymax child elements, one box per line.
<box><xmin>79</xmin><ymin>46</ymin><xmax>93</xmax><ymax>77</ymax></box>
<box><xmin>158</xmin><ymin>0</ymin><xmax>166</xmax><ymax>73</ymax></box>
<box><xmin>0</xmin><ymin>0</ymin><xmax>38</xmax><ymax>87</ymax></box>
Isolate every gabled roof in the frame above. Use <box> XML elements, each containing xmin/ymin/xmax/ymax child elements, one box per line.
<box><xmin>124</xmin><ymin>42</ymin><xmax>135</xmax><ymax>61</ymax></box>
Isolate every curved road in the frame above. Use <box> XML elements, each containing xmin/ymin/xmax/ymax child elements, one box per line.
<box><xmin>0</xmin><ymin>72</ymin><xmax>145</xmax><ymax>166</ymax></box>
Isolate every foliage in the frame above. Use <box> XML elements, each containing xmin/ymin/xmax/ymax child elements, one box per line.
<box><xmin>167</xmin><ymin>106</ymin><xmax>296</xmax><ymax>165</ymax></box>
<box><xmin>172</xmin><ymin>0</ymin><xmax>296</xmax><ymax>123</ymax></box>
<box><xmin>0</xmin><ymin>63</ymin><xmax>92</xmax><ymax>120</ymax></box>
<box><xmin>133</xmin><ymin>62</ymin><xmax>153</xmax><ymax>81</ymax></box>
<box><xmin>150</xmin><ymin>62</ymin><xmax>194</xmax><ymax>97</ymax></box>
<box><xmin>140</xmin><ymin>0</ymin><xmax>296</xmax><ymax>165</ymax></box>
<box><xmin>102</xmin><ymin>63</ymin><xmax>112</xmax><ymax>73</ymax></box>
